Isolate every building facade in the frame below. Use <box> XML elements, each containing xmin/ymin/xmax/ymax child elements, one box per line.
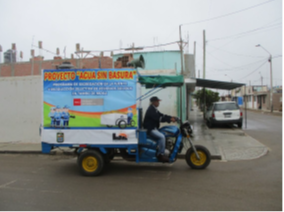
<box><xmin>113</xmin><ymin>51</ymin><xmax>195</xmax><ymax>122</ymax></box>
<box><xmin>0</xmin><ymin>55</ymin><xmax>113</xmax><ymax>77</ymax></box>
<box><xmin>232</xmin><ymin>85</ymin><xmax>282</xmax><ymax>111</ymax></box>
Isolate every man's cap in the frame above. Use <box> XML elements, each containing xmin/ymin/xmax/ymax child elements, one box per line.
<box><xmin>56</xmin><ymin>105</ymin><xmax>61</xmax><ymax>109</ymax></box>
<box><xmin>63</xmin><ymin>105</ymin><xmax>69</xmax><ymax>109</ymax></box>
<box><xmin>150</xmin><ymin>96</ymin><xmax>161</xmax><ymax>102</ymax></box>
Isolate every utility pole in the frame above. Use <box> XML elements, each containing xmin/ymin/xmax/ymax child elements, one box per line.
<box><xmin>269</xmin><ymin>56</ymin><xmax>273</xmax><ymax>112</ymax></box>
<box><xmin>31</xmin><ymin>36</ymin><xmax>35</xmax><ymax>75</ymax></box>
<box><xmin>0</xmin><ymin>45</ymin><xmax>2</xmax><ymax>77</ymax></box>
<box><xmin>259</xmin><ymin>72</ymin><xmax>263</xmax><ymax>86</ymax></box>
<box><xmin>179</xmin><ymin>25</ymin><xmax>184</xmax><ymax>75</ymax></box>
<box><xmin>193</xmin><ymin>41</ymin><xmax>196</xmax><ymax>78</ymax></box>
<box><xmin>11</xmin><ymin>44</ymin><xmax>16</xmax><ymax>77</ymax></box>
<box><xmin>256</xmin><ymin>44</ymin><xmax>273</xmax><ymax>112</ymax></box>
<box><xmin>203</xmin><ymin>30</ymin><xmax>206</xmax><ymax>79</ymax></box>
<box><xmin>203</xmin><ymin>30</ymin><xmax>206</xmax><ymax>118</ymax></box>
<box><xmin>31</xmin><ymin>49</ymin><xmax>34</xmax><ymax>75</ymax></box>
<box><xmin>39</xmin><ymin>41</ymin><xmax>42</xmax><ymax>75</ymax></box>
<box><xmin>179</xmin><ymin>25</ymin><xmax>184</xmax><ymax>121</ymax></box>
<box><xmin>244</xmin><ymin>85</ymin><xmax>247</xmax><ymax>129</ymax></box>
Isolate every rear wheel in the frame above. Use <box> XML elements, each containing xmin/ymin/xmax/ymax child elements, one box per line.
<box><xmin>185</xmin><ymin>145</ymin><xmax>211</xmax><ymax>169</ymax></box>
<box><xmin>238</xmin><ymin>122</ymin><xmax>242</xmax><ymax>128</ymax></box>
<box><xmin>78</xmin><ymin>150</ymin><xmax>104</xmax><ymax>176</ymax></box>
<box><xmin>207</xmin><ymin>120</ymin><xmax>214</xmax><ymax>128</ymax></box>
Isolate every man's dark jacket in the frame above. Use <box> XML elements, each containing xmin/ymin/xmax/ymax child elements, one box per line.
<box><xmin>143</xmin><ymin>104</ymin><xmax>172</xmax><ymax>134</ymax></box>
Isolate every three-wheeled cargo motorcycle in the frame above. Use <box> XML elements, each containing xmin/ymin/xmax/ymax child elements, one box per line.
<box><xmin>41</xmin><ymin>68</ymin><xmax>211</xmax><ymax>176</ymax></box>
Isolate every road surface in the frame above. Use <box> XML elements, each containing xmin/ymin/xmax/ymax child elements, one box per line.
<box><xmin>0</xmin><ymin>111</ymin><xmax>281</xmax><ymax>210</ymax></box>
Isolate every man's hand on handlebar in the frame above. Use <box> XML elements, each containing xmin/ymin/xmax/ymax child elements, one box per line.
<box><xmin>171</xmin><ymin>117</ymin><xmax>177</xmax><ymax>122</ymax></box>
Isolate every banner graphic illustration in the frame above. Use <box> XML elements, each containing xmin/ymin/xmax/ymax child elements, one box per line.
<box><xmin>43</xmin><ymin>69</ymin><xmax>137</xmax><ymax>129</ymax></box>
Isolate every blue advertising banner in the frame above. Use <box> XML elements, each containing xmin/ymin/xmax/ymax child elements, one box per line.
<box><xmin>43</xmin><ymin>69</ymin><xmax>137</xmax><ymax>129</ymax></box>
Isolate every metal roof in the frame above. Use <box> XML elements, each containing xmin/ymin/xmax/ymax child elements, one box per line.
<box><xmin>195</xmin><ymin>78</ymin><xmax>245</xmax><ymax>90</ymax></box>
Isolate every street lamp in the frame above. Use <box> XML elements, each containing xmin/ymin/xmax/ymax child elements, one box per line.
<box><xmin>256</xmin><ymin>44</ymin><xmax>273</xmax><ymax>112</ymax></box>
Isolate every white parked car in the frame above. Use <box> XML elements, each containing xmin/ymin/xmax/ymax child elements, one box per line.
<box><xmin>205</xmin><ymin>101</ymin><xmax>243</xmax><ymax>128</ymax></box>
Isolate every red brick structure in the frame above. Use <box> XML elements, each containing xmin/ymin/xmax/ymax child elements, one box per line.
<box><xmin>0</xmin><ymin>56</ymin><xmax>113</xmax><ymax>77</ymax></box>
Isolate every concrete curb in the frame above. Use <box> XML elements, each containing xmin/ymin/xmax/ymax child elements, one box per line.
<box><xmin>0</xmin><ymin>150</ymin><xmax>43</xmax><ymax>154</ymax></box>
<box><xmin>244</xmin><ymin>108</ymin><xmax>282</xmax><ymax>117</ymax></box>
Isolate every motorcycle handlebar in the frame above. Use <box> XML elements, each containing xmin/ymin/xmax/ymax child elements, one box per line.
<box><xmin>174</xmin><ymin>117</ymin><xmax>181</xmax><ymax>124</ymax></box>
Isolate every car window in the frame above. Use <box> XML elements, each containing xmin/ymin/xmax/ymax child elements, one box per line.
<box><xmin>214</xmin><ymin>103</ymin><xmax>239</xmax><ymax>111</ymax></box>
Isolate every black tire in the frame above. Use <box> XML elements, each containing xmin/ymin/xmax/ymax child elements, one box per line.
<box><xmin>207</xmin><ymin>120</ymin><xmax>213</xmax><ymax>128</ymax></box>
<box><xmin>185</xmin><ymin>145</ymin><xmax>211</xmax><ymax>169</ymax></box>
<box><xmin>78</xmin><ymin>150</ymin><xmax>104</xmax><ymax>176</ymax></box>
<box><xmin>238</xmin><ymin>122</ymin><xmax>242</xmax><ymax>128</ymax></box>
<box><xmin>130</xmin><ymin>120</ymin><xmax>136</xmax><ymax>127</ymax></box>
<box><xmin>118</xmin><ymin>120</ymin><xmax>127</xmax><ymax>129</ymax></box>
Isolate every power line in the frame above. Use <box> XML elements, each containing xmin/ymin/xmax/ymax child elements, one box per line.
<box><xmin>207</xmin><ymin>23</ymin><xmax>281</xmax><ymax>55</ymax></box>
<box><xmin>208</xmin><ymin>22</ymin><xmax>281</xmax><ymax>42</ymax></box>
<box><xmin>207</xmin><ymin>17</ymin><xmax>282</xmax><ymax>54</ymax></box>
<box><xmin>32</xmin><ymin>45</ymin><xmax>58</xmax><ymax>55</ymax></box>
<box><xmin>181</xmin><ymin>0</ymin><xmax>276</xmax><ymax>26</ymax></box>
<box><xmin>272</xmin><ymin>55</ymin><xmax>282</xmax><ymax>58</ymax></box>
<box><xmin>79</xmin><ymin>41</ymin><xmax>179</xmax><ymax>53</ymax></box>
<box><xmin>238</xmin><ymin>60</ymin><xmax>267</xmax><ymax>80</ymax></box>
<box><xmin>32</xmin><ymin>41</ymin><xmax>179</xmax><ymax>56</ymax></box>
<box><xmin>210</xmin><ymin>59</ymin><xmax>268</xmax><ymax>72</ymax></box>
<box><xmin>207</xmin><ymin>25</ymin><xmax>281</xmax><ymax>54</ymax></box>
<box><xmin>206</xmin><ymin>43</ymin><xmax>266</xmax><ymax>59</ymax></box>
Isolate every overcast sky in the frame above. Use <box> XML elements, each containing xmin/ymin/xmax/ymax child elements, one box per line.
<box><xmin>0</xmin><ymin>0</ymin><xmax>282</xmax><ymax>91</ymax></box>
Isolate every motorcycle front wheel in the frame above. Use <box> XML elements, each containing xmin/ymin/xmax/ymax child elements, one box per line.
<box><xmin>185</xmin><ymin>145</ymin><xmax>211</xmax><ymax>169</ymax></box>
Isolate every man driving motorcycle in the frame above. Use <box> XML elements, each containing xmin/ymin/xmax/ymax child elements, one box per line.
<box><xmin>143</xmin><ymin>96</ymin><xmax>176</xmax><ymax>162</ymax></box>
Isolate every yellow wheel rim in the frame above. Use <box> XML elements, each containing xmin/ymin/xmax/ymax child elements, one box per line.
<box><xmin>82</xmin><ymin>156</ymin><xmax>98</xmax><ymax>172</ymax></box>
<box><xmin>190</xmin><ymin>151</ymin><xmax>207</xmax><ymax>166</ymax></box>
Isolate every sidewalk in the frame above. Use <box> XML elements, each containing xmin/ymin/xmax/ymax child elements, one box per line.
<box><xmin>181</xmin><ymin>106</ymin><xmax>268</xmax><ymax>161</ymax></box>
<box><xmin>0</xmin><ymin>107</ymin><xmax>268</xmax><ymax>161</ymax></box>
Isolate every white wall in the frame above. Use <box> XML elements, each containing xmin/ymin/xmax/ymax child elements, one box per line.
<box><xmin>0</xmin><ymin>76</ymin><xmax>42</xmax><ymax>143</ymax></box>
<box><xmin>140</xmin><ymin>86</ymin><xmax>178</xmax><ymax>117</ymax></box>
<box><xmin>139</xmin><ymin>69</ymin><xmax>178</xmax><ymax>126</ymax></box>
<box><xmin>0</xmin><ymin>71</ymin><xmax>179</xmax><ymax>143</ymax></box>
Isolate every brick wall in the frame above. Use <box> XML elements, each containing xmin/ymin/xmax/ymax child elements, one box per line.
<box><xmin>0</xmin><ymin>56</ymin><xmax>113</xmax><ymax>77</ymax></box>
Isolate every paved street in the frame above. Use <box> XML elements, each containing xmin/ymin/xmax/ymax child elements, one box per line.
<box><xmin>0</xmin><ymin>110</ymin><xmax>282</xmax><ymax>211</ymax></box>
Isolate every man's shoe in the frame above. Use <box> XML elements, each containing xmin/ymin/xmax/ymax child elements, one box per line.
<box><xmin>157</xmin><ymin>154</ymin><xmax>169</xmax><ymax>162</ymax></box>
<box><xmin>164</xmin><ymin>149</ymin><xmax>170</xmax><ymax>156</ymax></box>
